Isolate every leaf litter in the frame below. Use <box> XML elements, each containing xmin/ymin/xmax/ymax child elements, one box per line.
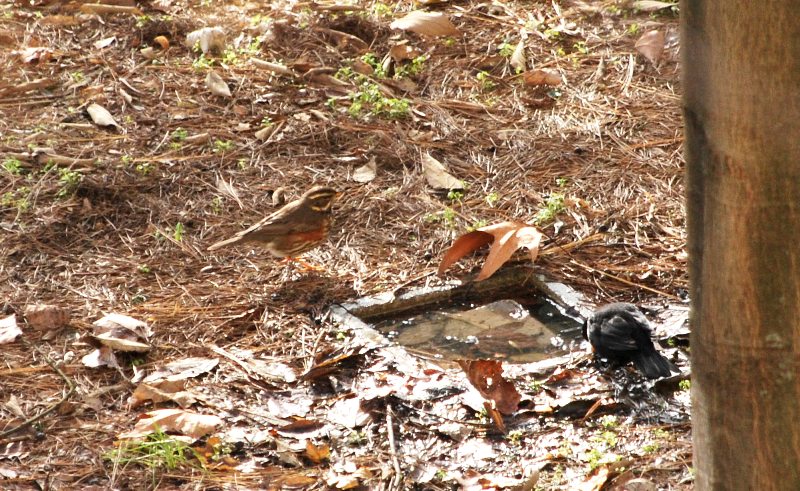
<box><xmin>1</xmin><ymin>0</ymin><xmax>690</xmax><ymax>489</ymax></box>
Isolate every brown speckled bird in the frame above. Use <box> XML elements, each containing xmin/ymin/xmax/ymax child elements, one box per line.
<box><xmin>207</xmin><ymin>185</ymin><xmax>340</xmax><ymax>259</ymax></box>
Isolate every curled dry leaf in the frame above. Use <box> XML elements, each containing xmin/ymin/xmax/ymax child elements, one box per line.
<box><xmin>352</xmin><ymin>159</ymin><xmax>377</xmax><ymax>183</ymax></box>
<box><xmin>438</xmin><ymin>221</ymin><xmax>543</xmax><ymax>281</ymax></box>
<box><xmin>216</xmin><ymin>176</ymin><xmax>242</xmax><ymax>208</ymax></box>
<box><xmin>305</xmin><ymin>440</ymin><xmax>331</xmax><ymax>464</ymax></box>
<box><xmin>0</xmin><ymin>315</ymin><xmax>22</xmax><ymax>345</ymax></box>
<box><xmin>457</xmin><ymin>360</ymin><xmax>521</xmax><ymax>415</ymax></box>
<box><xmin>206</xmin><ymin>71</ymin><xmax>231</xmax><ymax>97</ymax></box>
<box><xmin>119</xmin><ymin>408</ymin><xmax>222</xmax><ymax>440</ymax></box>
<box><xmin>510</xmin><ymin>40</ymin><xmax>526</xmax><ymax>72</ymax></box>
<box><xmin>153</xmin><ymin>35</ymin><xmax>169</xmax><ymax>50</ymax></box>
<box><xmin>635</xmin><ymin>30</ymin><xmax>665</xmax><ymax>66</ymax></box>
<box><xmin>93</xmin><ymin>36</ymin><xmax>116</xmax><ymax>50</ymax></box>
<box><xmin>390</xmin><ymin>11</ymin><xmax>459</xmax><ymax>37</ymax></box>
<box><xmin>575</xmin><ymin>464</ymin><xmax>612</xmax><ymax>491</ymax></box>
<box><xmin>15</xmin><ymin>47</ymin><xmax>52</xmax><ymax>64</ymax></box>
<box><xmin>632</xmin><ymin>0</ymin><xmax>677</xmax><ymax>12</ymax></box>
<box><xmin>143</xmin><ymin>357</ymin><xmax>220</xmax><ymax>383</ymax></box>
<box><xmin>140</xmin><ymin>46</ymin><xmax>157</xmax><ymax>59</ymax></box>
<box><xmin>24</xmin><ymin>304</ymin><xmax>70</xmax><ymax>330</ymax></box>
<box><xmin>421</xmin><ymin>153</ymin><xmax>463</xmax><ymax>190</ymax></box>
<box><xmin>86</xmin><ymin>103</ymin><xmax>119</xmax><ymax>128</ymax></box>
<box><xmin>389</xmin><ymin>42</ymin><xmax>422</xmax><ymax>62</ymax></box>
<box><xmin>522</xmin><ymin>69</ymin><xmax>562</xmax><ymax>86</ymax></box>
<box><xmin>185</xmin><ymin>26</ymin><xmax>226</xmax><ymax>54</ymax></box>
<box><xmin>92</xmin><ymin>313</ymin><xmax>151</xmax><ymax>352</ymax></box>
<box><xmin>130</xmin><ymin>380</ymin><xmax>195</xmax><ymax>408</ymax></box>
<box><xmin>81</xmin><ymin>345</ymin><xmax>120</xmax><ymax>368</ymax></box>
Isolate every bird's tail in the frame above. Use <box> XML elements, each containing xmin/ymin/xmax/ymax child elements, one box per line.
<box><xmin>207</xmin><ymin>235</ymin><xmax>245</xmax><ymax>251</ymax></box>
<box><xmin>632</xmin><ymin>350</ymin><xmax>679</xmax><ymax>379</ymax></box>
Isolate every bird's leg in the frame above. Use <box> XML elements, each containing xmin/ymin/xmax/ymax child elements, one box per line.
<box><xmin>281</xmin><ymin>256</ymin><xmax>325</xmax><ymax>272</ymax></box>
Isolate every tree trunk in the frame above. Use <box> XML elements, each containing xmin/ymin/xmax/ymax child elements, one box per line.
<box><xmin>683</xmin><ymin>2</ymin><xmax>800</xmax><ymax>489</ymax></box>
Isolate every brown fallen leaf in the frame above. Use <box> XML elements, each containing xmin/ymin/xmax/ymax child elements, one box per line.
<box><xmin>305</xmin><ymin>440</ymin><xmax>331</xmax><ymax>464</ymax></box>
<box><xmin>483</xmin><ymin>400</ymin><xmax>507</xmax><ymax>434</ymax></box>
<box><xmin>390</xmin><ymin>11</ymin><xmax>459</xmax><ymax>37</ymax></box>
<box><xmin>206</xmin><ymin>71</ymin><xmax>231</xmax><ymax>97</ymax></box>
<box><xmin>510</xmin><ymin>40</ymin><xmax>526</xmax><ymax>72</ymax></box>
<box><xmin>575</xmin><ymin>464</ymin><xmax>611</xmax><ymax>491</ymax></box>
<box><xmin>633</xmin><ymin>0</ymin><xmax>677</xmax><ymax>12</ymax></box>
<box><xmin>438</xmin><ymin>221</ymin><xmax>543</xmax><ymax>281</ymax></box>
<box><xmin>635</xmin><ymin>30</ymin><xmax>665</xmax><ymax>66</ymax></box>
<box><xmin>457</xmin><ymin>359</ymin><xmax>521</xmax><ymax>415</ymax></box>
<box><xmin>86</xmin><ymin>103</ymin><xmax>120</xmax><ymax>128</ymax></box>
<box><xmin>352</xmin><ymin>159</ymin><xmax>377</xmax><ymax>183</ymax></box>
<box><xmin>23</xmin><ymin>304</ymin><xmax>70</xmax><ymax>331</ymax></box>
<box><xmin>129</xmin><ymin>380</ymin><xmax>195</xmax><ymax>408</ymax></box>
<box><xmin>389</xmin><ymin>42</ymin><xmax>422</xmax><ymax>62</ymax></box>
<box><xmin>522</xmin><ymin>69</ymin><xmax>562</xmax><ymax>86</ymax></box>
<box><xmin>119</xmin><ymin>408</ymin><xmax>222</xmax><ymax>439</ymax></box>
<box><xmin>421</xmin><ymin>152</ymin><xmax>463</xmax><ymax>190</ymax></box>
<box><xmin>91</xmin><ymin>313</ymin><xmax>151</xmax><ymax>352</ymax></box>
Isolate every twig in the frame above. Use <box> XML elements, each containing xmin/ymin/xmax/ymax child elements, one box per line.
<box><xmin>0</xmin><ymin>345</ymin><xmax>76</xmax><ymax>441</ymax></box>
<box><xmin>386</xmin><ymin>404</ymin><xmax>403</xmax><ymax>491</ymax></box>
<box><xmin>570</xmin><ymin>259</ymin><xmax>682</xmax><ymax>301</ymax></box>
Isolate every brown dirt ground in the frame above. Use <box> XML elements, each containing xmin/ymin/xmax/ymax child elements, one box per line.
<box><xmin>1</xmin><ymin>0</ymin><xmax>690</xmax><ymax>489</ymax></box>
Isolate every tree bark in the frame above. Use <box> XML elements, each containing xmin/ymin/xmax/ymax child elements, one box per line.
<box><xmin>683</xmin><ymin>2</ymin><xmax>800</xmax><ymax>489</ymax></box>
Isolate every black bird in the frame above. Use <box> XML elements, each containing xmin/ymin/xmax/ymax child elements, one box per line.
<box><xmin>583</xmin><ymin>302</ymin><xmax>678</xmax><ymax>379</ymax></box>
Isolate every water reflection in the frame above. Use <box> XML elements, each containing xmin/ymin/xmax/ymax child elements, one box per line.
<box><xmin>375</xmin><ymin>298</ymin><xmax>583</xmax><ymax>363</ymax></box>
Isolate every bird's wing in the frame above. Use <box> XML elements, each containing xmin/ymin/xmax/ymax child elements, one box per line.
<box><xmin>617</xmin><ymin>305</ymin><xmax>654</xmax><ymax>335</ymax></box>
<box><xmin>595</xmin><ymin>314</ymin><xmax>640</xmax><ymax>351</ymax></box>
<box><xmin>234</xmin><ymin>199</ymin><xmax>304</xmax><ymax>239</ymax></box>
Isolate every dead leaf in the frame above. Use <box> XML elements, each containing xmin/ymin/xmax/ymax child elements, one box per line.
<box><xmin>0</xmin><ymin>315</ymin><xmax>22</xmax><ymax>344</ymax></box>
<box><xmin>86</xmin><ymin>103</ymin><xmax>119</xmax><ymax>128</ymax></box>
<box><xmin>575</xmin><ymin>465</ymin><xmax>611</xmax><ymax>491</ymax></box>
<box><xmin>91</xmin><ymin>313</ymin><xmax>151</xmax><ymax>353</ymax></box>
<box><xmin>15</xmin><ymin>47</ymin><xmax>52</xmax><ymax>64</ymax></box>
<box><xmin>510</xmin><ymin>40</ymin><xmax>526</xmax><ymax>72</ymax></box>
<box><xmin>483</xmin><ymin>400</ymin><xmax>507</xmax><ymax>434</ymax></box>
<box><xmin>301</xmin><ymin>349</ymin><xmax>366</xmax><ymax>381</ymax></box>
<box><xmin>143</xmin><ymin>357</ymin><xmax>219</xmax><ymax>383</ymax></box>
<box><xmin>278</xmin><ymin>418</ymin><xmax>326</xmax><ymax>436</ymax></box>
<box><xmin>206</xmin><ymin>71</ymin><xmax>231</xmax><ymax>97</ymax></box>
<box><xmin>305</xmin><ymin>440</ymin><xmax>331</xmax><ymax>464</ymax></box>
<box><xmin>352</xmin><ymin>159</ymin><xmax>377</xmax><ymax>183</ymax></box>
<box><xmin>81</xmin><ymin>346</ymin><xmax>120</xmax><ymax>368</ymax></box>
<box><xmin>23</xmin><ymin>304</ymin><xmax>70</xmax><ymax>330</ymax></box>
<box><xmin>93</xmin><ymin>36</ymin><xmax>116</xmax><ymax>49</ymax></box>
<box><xmin>390</xmin><ymin>11</ymin><xmax>459</xmax><ymax>37</ymax></box>
<box><xmin>153</xmin><ymin>35</ymin><xmax>169</xmax><ymax>50</ymax></box>
<box><xmin>457</xmin><ymin>360</ymin><xmax>521</xmax><ymax>415</ymax></box>
<box><xmin>129</xmin><ymin>380</ymin><xmax>195</xmax><ymax>408</ymax></box>
<box><xmin>633</xmin><ymin>1</ymin><xmax>677</xmax><ymax>12</ymax></box>
<box><xmin>635</xmin><ymin>30</ymin><xmax>665</xmax><ymax>66</ymax></box>
<box><xmin>119</xmin><ymin>408</ymin><xmax>222</xmax><ymax>439</ymax></box>
<box><xmin>438</xmin><ymin>221</ymin><xmax>543</xmax><ymax>281</ymax></box>
<box><xmin>389</xmin><ymin>42</ymin><xmax>422</xmax><ymax>62</ymax></box>
<box><xmin>522</xmin><ymin>69</ymin><xmax>562</xmax><ymax>86</ymax></box>
<box><xmin>325</xmin><ymin>462</ymin><xmax>373</xmax><ymax>489</ymax></box>
<box><xmin>421</xmin><ymin>153</ymin><xmax>463</xmax><ymax>190</ymax></box>
<box><xmin>215</xmin><ymin>176</ymin><xmax>242</xmax><ymax>208</ymax></box>
<box><xmin>39</xmin><ymin>15</ymin><xmax>79</xmax><ymax>26</ymax></box>
<box><xmin>327</xmin><ymin>397</ymin><xmax>370</xmax><ymax>428</ymax></box>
